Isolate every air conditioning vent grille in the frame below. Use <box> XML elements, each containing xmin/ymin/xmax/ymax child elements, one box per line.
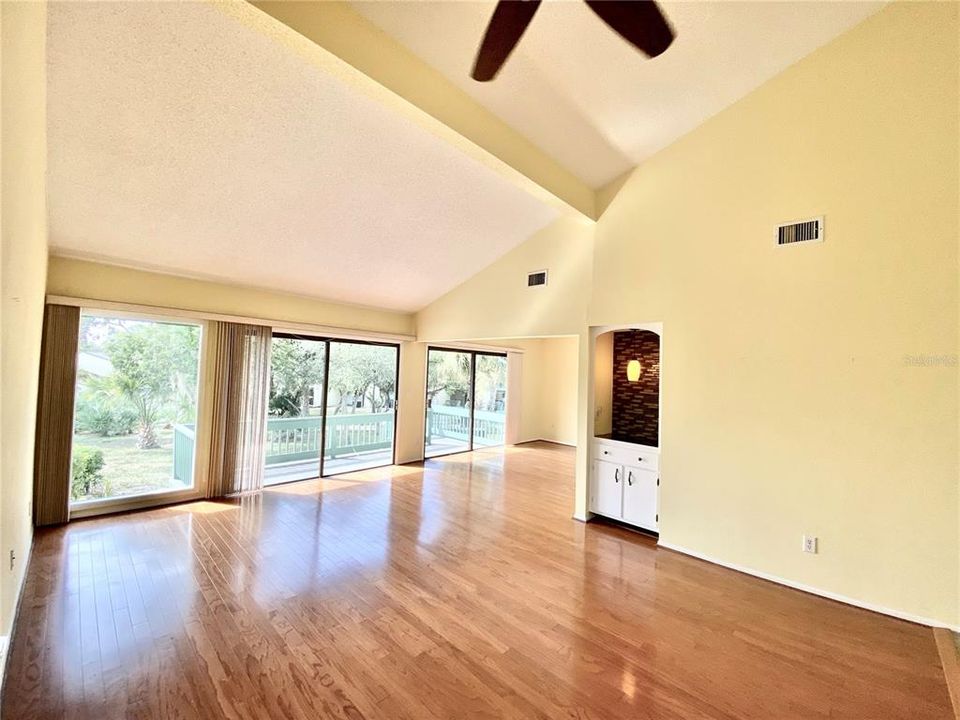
<box><xmin>527</xmin><ymin>270</ymin><xmax>548</xmax><ymax>287</ymax></box>
<box><xmin>777</xmin><ymin>217</ymin><xmax>823</xmax><ymax>246</ymax></box>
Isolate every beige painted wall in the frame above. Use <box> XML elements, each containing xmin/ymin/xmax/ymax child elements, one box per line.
<box><xmin>47</xmin><ymin>256</ymin><xmax>415</xmax><ymax>337</ymax></box>
<box><xmin>1</xmin><ymin>1</ymin><xmax>48</xmax><ymax>641</ymax></box>
<box><xmin>395</xmin><ymin>341</ymin><xmax>426</xmax><ymax>464</ymax></box>
<box><xmin>593</xmin><ymin>332</ymin><xmax>613</xmax><ymax>435</ymax></box>
<box><xmin>592</xmin><ymin>2</ymin><xmax>958</xmax><ymax>625</ymax></box>
<box><xmin>416</xmin><ymin>216</ymin><xmax>594</xmax><ymax>342</ymax></box>
<box><xmin>476</xmin><ymin>337</ymin><xmax>579</xmax><ymax>446</ymax></box>
<box><xmin>521</xmin><ymin>336</ymin><xmax>579</xmax><ymax>445</ymax></box>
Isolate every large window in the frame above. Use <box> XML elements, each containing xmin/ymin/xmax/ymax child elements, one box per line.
<box><xmin>264</xmin><ymin>334</ymin><xmax>399</xmax><ymax>484</ymax></box>
<box><xmin>424</xmin><ymin>348</ymin><xmax>507</xmax><ymax>458</ymax></box>
<box><xmin>70</xmin><ymin>312</ymin><xmax>202</xmax><ymax>505</ymax></box>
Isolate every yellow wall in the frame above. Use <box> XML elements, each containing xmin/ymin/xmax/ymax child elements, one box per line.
<box><xmin>416</xmin><ymin>217</ymin><xmax>594</xmax><ymax>342</ymax></box>
<box><xmin>415</xmin><ymin>218</ymin><xmax>592</xmax><ymax>514</ymax></box>
<box><xmin>47</xmin><ymin>256</ymin><xmax>415</xmax><ymax>337</ymax></box>
<box><xmin>593</xmin><ymin>332</ymin><xmax>613</xmax><ymax>435</ymax></box>
<box><xmin>395</xmin><ymin>342</ymin><xmax>426</xmax><ymax>464</ymax></box>
<box><xmin>519</xmin><ymin>337</ymin><xmax>579</xmax><ymax>445</ymax></box>
<box><xmin>592</xmin><ymin>2</ymin><xmax>958</xmax><ymax>625</ymax></box>
<box><xmin>1</xmin><ymin>1</ymin><xmax>48</xmax><ymax>641</ymax></box>
<box><xmin>467</xmin><ymin>337</ymin><xmax>579</xmax><ymax>446</ymax></box>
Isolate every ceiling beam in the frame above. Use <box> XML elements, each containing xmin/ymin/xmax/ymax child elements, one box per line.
<box><xmin>244</xmin><ymin>1</ymin><xmax>597</xmax><ymax>220</ymax></box>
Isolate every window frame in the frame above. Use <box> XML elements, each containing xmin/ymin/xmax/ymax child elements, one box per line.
<box><xmin>68</xmin><ymin>307</ymin><xmax>210</xmax><ymax>519</ymax></box>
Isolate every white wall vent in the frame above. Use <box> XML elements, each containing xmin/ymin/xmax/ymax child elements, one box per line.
<box><xmin>527</xmin><ymin>270</ymin><xmax>548</xmax><ymax>287</ymax></box>
<box><xmin>776</xmin><ymin>216</ymin><xmax>824</xmax><ymax>246</ymax></box>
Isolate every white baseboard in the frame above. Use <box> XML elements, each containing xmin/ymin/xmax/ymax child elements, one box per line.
<box><xmin>658</xmin><ymin>540</ymin><xmax>960</xmax><ymax>632</ymax></box>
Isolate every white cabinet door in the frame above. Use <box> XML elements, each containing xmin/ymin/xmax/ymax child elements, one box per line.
<box><xmin>591</xmin><ymin>460</ymin><xmax>623</xmax><ymax>518</ymax></box>
<box><xmin>622</xmin><ymin>466</ymin><xmax>658</xmax><ymax>530</ymax></box>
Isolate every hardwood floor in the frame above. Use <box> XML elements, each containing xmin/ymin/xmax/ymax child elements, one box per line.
<box><xmin>2</xmin><ymin>442</ymin><xmax>951</xmax><ymax>719</ymax></box>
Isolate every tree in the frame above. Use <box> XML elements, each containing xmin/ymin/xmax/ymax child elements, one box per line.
<box><xmin>268</xmin><ymin>339</ymin><xmax>325</xmax><ymax>417</ymax></box>
<box><xmin>426</xmin><ymin>352</ymin><xmax>470</xmax><ymax>408</ymax></box>
<box><xmin>101</xmin><ymin>320</ymin><xmax>199</xmax><ymax>448</ymax></box>
<box><xmin>325</xmin><ymin>344</ymin><xmax>396</xmax><ymax>415</ymax></box>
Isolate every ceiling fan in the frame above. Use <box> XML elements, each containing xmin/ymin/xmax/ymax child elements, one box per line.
<box><xmin>471</xmin><ymin>0</ymin><xmax>675</xmax><ymax>82</ymax></box>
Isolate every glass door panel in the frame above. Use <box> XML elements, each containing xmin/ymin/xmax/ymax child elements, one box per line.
<box><xmin>472</xmin><ymin>354</ymin><xmax>507</xmax><ymax>448</ymax></box>
<box><xmin>264</xmin><ymin>335</ymin><xmax>326</xmax><ymax>485</ymax></box>
<box><xmin>323</xmin><ymin>341</ymin><xmax>398</xmax><ymax>474</ymax></box>
<box><xmin>70</xmin><ymin>313</ymin><xmax>202</xmax><ymax>505</ymax></box>
<box><xmin>425</xmin><ymin>349</ymin><xmax>473</xmax><ymax>458</ymax></box>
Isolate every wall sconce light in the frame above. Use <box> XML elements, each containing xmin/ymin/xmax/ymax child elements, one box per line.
<box><xmin>627</xmin><ymin>360</ymin><xmax>641</xmax><ymax>382</ymax></box>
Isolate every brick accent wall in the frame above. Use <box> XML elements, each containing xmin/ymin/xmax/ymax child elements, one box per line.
<box><xmin>612</xmin><ymin>330</ymin><xmax>660</xmax><ymax>446</ymax></box>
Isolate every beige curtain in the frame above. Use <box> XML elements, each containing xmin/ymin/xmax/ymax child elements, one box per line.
<box><xmin>33</xmin><ymin>304</ymin><xmax>81</xmax><ymax>526</ymax></box>
<box><xmin>207</xmin><ymin>322</ymin><xmax>272</xmax><ymax>497</ymax></box>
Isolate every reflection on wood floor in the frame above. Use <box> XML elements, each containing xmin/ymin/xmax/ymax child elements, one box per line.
<box><xmin>2</xmin><ymin>442</ymin><xmax>951</xmax><ymax>719</ymax></box>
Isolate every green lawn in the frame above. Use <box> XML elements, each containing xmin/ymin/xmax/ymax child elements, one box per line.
<box><xmin>71</xmin><ymin>428</ymin><xmax>190</xmax><ymax>502</ymax></box>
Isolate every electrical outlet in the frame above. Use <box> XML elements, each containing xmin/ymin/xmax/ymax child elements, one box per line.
<box><xmin>802</xmin><ymin>535</ymin><xmax>818</xmax><ymax>554</ymax></box>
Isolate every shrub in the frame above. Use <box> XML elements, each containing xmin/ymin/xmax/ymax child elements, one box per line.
<box><xmin>76</xmin><ymin>403</ymin><xmax>137</xmax><ymax>436</ymax></box>
<box><xmin>71</xmin><ymin>447</ymin><xmax>105</xmax><ymax>500</ymax></box>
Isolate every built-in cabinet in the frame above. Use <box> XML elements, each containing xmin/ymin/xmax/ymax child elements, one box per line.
<box><xmin>590</xmin><ymin>325</ymin><xmax>662</xmax><ymax>533</ymax></box>
<box><xmin>590</xmin><ymin>434</ymin><xmax>660</xmax><ymax>530</ymax></box>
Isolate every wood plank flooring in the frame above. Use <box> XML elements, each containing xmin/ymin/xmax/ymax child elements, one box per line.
<box><xmin>2</xmin><ymin>442</ymin><xmax>951</xmax><ymax>719</ymax></box>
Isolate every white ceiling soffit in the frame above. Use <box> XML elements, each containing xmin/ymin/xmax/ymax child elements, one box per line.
<box><xmin>354</xmin><ymin>0</ymin><xmax>886</xmax><ymax>188</ymax></box>
<box><xmin>46</xmin><ymin>1</ymin><xmax>560</xmax><ymax>312</ymax></box>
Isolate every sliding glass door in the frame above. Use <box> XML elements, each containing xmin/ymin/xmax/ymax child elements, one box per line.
<box><xmin>264</xmin><ymin>335</ymin><xmax>326</xmax><ymax>485</ymax></box>
<box><xmin>264</xmin><ymin>334</ymin><xmax>399</xmax><ymax>484</ymax></box>
<box><xmin>472</xmin><ymin>354</ymin><xmax>508</xmax><ymax>448</ymax></box>
<box><xmin>424</xmin><ymin>348</ymin><xmax>507</xmax><ymax>458</ymax></box>
<box><xmin>425</xmin><ymin>349</ymin><xmax>472</xmax><ymax>458</ymax></box>
<box><xmin>70</xmin><ymin>312</ymin><xmax>202</xmax><ymax>506</ymax></box>
<box><xmin>324</xmin><ymin>341</ymin><xmax>399</xmax><ymax>474</ymax></box>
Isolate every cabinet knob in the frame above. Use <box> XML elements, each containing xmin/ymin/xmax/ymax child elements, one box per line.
<box><xmin>603</xmin><ymin>450</ymin><xmax>609</xmax><ymax>455</ymax></box>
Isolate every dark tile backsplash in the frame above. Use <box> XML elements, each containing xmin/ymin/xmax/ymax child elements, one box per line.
<box><xmin>612</xmin><ymin>330</ymin><xmax>660</xmax><ymax>446</ymax></box>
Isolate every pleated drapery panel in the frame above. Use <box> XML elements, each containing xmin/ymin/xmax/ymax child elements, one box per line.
<box><xmin>33</xmin><ymin>304</ymin><xmax>81</xmax><ymax>526</ymax></box>
<box><xmin>207</xmin><ymin>322</ymin><xmax>272</xmax><ymax>497</ymax></box>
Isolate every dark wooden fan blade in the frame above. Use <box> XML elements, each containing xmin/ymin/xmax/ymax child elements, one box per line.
<box><xmin>584</xmin><ymin>0</ymin><xmax>674</xmax><ymax>58</ymax></box>
<box><xmin>471</xmin><ymin>0</ymin><xmax>542</xmax><ymax>81</ymax></box>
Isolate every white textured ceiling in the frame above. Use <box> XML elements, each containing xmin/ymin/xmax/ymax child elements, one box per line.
<box><xmin>354</xmin><ymin>0</ymin><xmax>886</xmax><ymax>188</ymax></box>
<box><xmin>47</xmin><ymin>1</ymin><xmax>559</xmax><ymax>312</ymax></box>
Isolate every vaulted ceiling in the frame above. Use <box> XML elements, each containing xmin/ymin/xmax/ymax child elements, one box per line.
<box><xmin>46</xmin><ymin>1</ymin><xmax>884</xmax><ymax>312</ymax></box>
<box><xmin>353</xmin><ymin>1</ymin><xmax>885</xmax><ymax>188</ymax></box>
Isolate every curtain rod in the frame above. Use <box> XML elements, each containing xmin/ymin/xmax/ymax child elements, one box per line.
<box><xmin>45</xmin><ymin>294</ymin><xmax>417</xmax><ymax>343</ymax></box>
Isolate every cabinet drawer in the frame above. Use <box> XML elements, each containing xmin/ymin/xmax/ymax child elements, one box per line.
<box><xmin>593</xmin><ymin>442</ymin><xmax>659</xmax><ymax>471</ymax></box>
